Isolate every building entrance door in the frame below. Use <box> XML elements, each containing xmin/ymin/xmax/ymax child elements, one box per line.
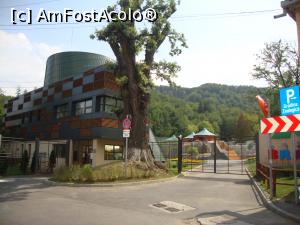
<box><xmin>73</xmin><ymin>140</ymin><xmax>92</xmax><ymax>165</ymax></box>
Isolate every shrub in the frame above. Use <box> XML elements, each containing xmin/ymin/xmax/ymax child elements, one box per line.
<box><xmin>20</xmin><ymin>150</ymin><xmax>29</xmax><ymax>174</ymax></box>
<box><xmin>30</xmin><ymin>150</ymin><xmax>37</xmax><ymax>173</ymax></box>
<box><xmin>0</xmin><ymin>161</ymin><xmax>8</xmax><ymax>175</ymax></box>
<box><xmin>49</xmin><ymin>150</ymin><xmax>56</xmax><ymax>173</ymax></box>
<box><xmin>52</xmin><ymin>162</ymin><xmax>166</xmax><ymax>183</ymax></box>
<box><xmin>79</xmin><ymin>164</ymin><xmax>94</xmax><ymax>182</ymax></box>
<box><xmin>6</xmin><ymin>165</ymin><xmax>22</xmax><ymax>176</ymax></box>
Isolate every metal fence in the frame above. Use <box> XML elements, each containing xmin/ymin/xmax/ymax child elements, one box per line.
<box><xmin>0</xmin><ymin>136</ymin><xmax>68</xmax><ymax>174</ymax></box>
<box><xmin>149</xmin><ymin>137</ymin><xmax>256</xmax><ymax>174</ymax></box>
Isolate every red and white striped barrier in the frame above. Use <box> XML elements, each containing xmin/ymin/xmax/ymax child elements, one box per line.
<box><xmin>260</xmin><ymin>114</ymin><xmax>300</xmax><ymax>134</ymax></box>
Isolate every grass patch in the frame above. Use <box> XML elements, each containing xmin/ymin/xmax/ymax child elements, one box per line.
<box><xmin>168</xmin><ymin>159</ymin><xmax>203</xmax><ymax>175</ymax></box>
<box><xmin>5</xmin><ymin>165</ymin><xmax>22</xmax><ymax>176</ymax></box>
<box><xmin>53</xmin><ymin>162</ymin><xmax>173</xmax><ymax>183</ymax></box>
<box><xmin>246</xmin><ymin>158</ymin><xmax>300</xmax><ymax>200</ymax></box>
<box><xmin>245</xmin><ymin>158</ymin><xmax>256</xmax><ymax>177</ymax></box>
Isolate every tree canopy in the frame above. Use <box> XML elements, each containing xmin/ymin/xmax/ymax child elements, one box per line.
<box><xmin>91</xmin><ymin>0</ymin><xmax>187</xmax><ymax>166</ymax></box>
<box><xmin>252</xmin><ymin>40</ymin><xmax>300</xmax><ymax>116</ymax></box>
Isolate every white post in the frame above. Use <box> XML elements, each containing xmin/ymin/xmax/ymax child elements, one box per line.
<box><xmin>125</xmin><ymin>137</ymin><xmax>128</xmax><ymax>178</ymax></box>
<box><xmin>267</xmin><ymin>100</ymin><xmax>274</xmax><ymax>198</ymax></box>
<box><xmin>292</xmin><ymin>132</ymin><xmax>299</xmax><ymax>204</ymax></box>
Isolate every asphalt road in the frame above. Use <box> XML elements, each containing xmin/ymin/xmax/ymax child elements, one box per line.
<box><xmin>0</xmin><ymin>162</ymin><xmax>297</xmax><ymax>225</ymax></box>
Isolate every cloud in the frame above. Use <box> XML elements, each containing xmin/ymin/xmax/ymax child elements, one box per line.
<box><xmin>0</xmin><ymin>30</ymin><xmax>61</xmax><ymax>95</ymax></box>
<box><xmin>161</xmin><ymin>45</ymin><xmax>267</xmax><ymax>88</ymax></box>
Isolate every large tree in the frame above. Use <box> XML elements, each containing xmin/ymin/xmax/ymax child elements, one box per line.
<box><xmin>252</xmin><ymin>40</ymin><xmax>300</xmax><ymax>88</ymax></box>
<box><xmin>252</xmin><ymin>40</ymin><xmax>300</xmax><ymax>115</ymax></box>
<box><xmin>91</xmin><ymin>0</ymin><xmax>186</xmax><ymax>167</ymax></box>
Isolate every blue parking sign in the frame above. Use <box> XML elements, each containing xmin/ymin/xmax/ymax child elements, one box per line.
<box><xmin>280</xmin><ymin>86</ymin><xmax>300</xmax><ymax>116</ymax></box>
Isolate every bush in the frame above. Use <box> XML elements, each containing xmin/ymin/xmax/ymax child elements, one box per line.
<box><xmin>30</xmin><ymin>150</ymin><xmax>37</xmax><ymax>173</ymax></box>
<box><xmin>52</xmin><ymin>162</ymin><xmax>166</xmax><ymax>183</ymax></box>
<box><xmin>6</xmin><ymin>165</ymin><xmax>22</xmax><ymax>176</ymax></box>
<box><xmin>79</xmin><ymin>164</ymin><xmax>94</xmax><ymax>182</ymax></box>
<box><xmin>0</xmin><ymin>160</ymin><xmax>8</xmax><ymax>175</ymax></box>
<box><xmin>49</xmin><ymin>150</ymin><xmax>56</xmax><ymax>173</ymax></box>
<box><xmin>20</xmin><ymin>150</ymin><xmax>29</xmax><ymax>174</ymax></box>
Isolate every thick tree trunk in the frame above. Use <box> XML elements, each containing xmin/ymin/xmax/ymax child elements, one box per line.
<box><xmin>116</xmin><ymin>38</ymin><xmax>157</xmax><ymax>169</ymax></box>
<box><xmin>120</xmin><ymin>67</ymin><xmax>156</xmax><ymax>168</ymax></box>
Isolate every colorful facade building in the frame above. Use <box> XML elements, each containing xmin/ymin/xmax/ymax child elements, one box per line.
<box><xmin>3</xmin><ymin>51</ymin><xmax>124</xmax><ymax>169</ymax></box>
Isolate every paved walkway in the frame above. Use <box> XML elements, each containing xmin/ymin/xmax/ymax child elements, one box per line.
<box><xmin>0</xmin><ymin>169</ymin><xmax>297</xmax><ymax>225</ymax></box>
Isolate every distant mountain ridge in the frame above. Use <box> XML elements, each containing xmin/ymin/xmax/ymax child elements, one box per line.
<box><xmin>149</xmin><ymin>83</ymin><xmax>264</xmax><ymax>138</ymax></box>
<box><xmin>155</xmin><ymin>83</ymin><xmax>265</xmax><ymax>112</ymax></box>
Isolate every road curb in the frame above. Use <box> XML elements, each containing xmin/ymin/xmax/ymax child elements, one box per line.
<box><xmin>43</xmin><ymin>174</ymin><xmax>180</xmax><ymax>187</ymax></box>
<box><xmin>246</xmin><ymin>168</ymin><xmax>300</xmax><ymax>224</ymax></box>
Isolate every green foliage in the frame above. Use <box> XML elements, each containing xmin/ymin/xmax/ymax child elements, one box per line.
<box><xmin>6</xmin><ymin>165</ymin><xmax>22</xmax><ymax>176</ymax></box>
<box><xmin>91</xmin><ymin>0</ymin><xmax>187</xmax><ymax>93</ymax></box>
<box><xmin>16</xmin><ymin>86</ymin><xmax>21</xmax><ymax>97</ymax></box>
<box><xmin>0</xmin><ymin>90</ymin><xmax>12</xmax><ymax>134</ymax></box>
<box><xmin>235</xmin><ymin>113</ymin><xmax>258</xmax><ymax>142</ymax></box>
<box><xmin>252</xmin><ymin>40</ymin><xmax>300</xmax><ymax>116</ymax></box>
<box><xmin>149</xmin><ymin>84</ymin><xmax>263</xmax><ymax>139</ymax></box>
<box><xmin>252</xmin><ymin>40</ymin><xmax>299</xmax><ymax>88</ymax></box>
<box><xmin>185</xmin><ymin>146</ymin><xmax>198</xmax><ymax>156</ymax></box>
<box><xmin>53</xmin><ymin>162</ymin><xmax>169</xmax><ymax>183</ymax></box>
<box><xmin>49</xmin><ymin>150</ymin><xmax>56</xmax><ymax>172</ymax></box>
<box><xmin>0</xmin><ymin>161</ymin><xmax>8</xmax><ymax>175</ymax></box>
<box><xmin>20</xmin><ymin>150</ymin><xmax>29</xmax><ymax>174</ymax></box>
<box><xmin>30</xmin><ymin>150</ymin><xmax>37</xmax><ymax>173</ymax></box>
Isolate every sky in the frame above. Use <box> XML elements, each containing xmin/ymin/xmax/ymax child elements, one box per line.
<box><xmin>0</xmin><ymin>0</ymin><xmax>298</xmax><ymax>96</ymax></box>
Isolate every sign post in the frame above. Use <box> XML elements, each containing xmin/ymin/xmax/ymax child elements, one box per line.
<box><xmin>122</xmin><ymin>115</ymin><xmax>131</xmax><ymax>178</ymax></box>
<box><xmin>280</xmin><ymin>86</ymin><xmax>300</xmax><ymax>204</ymax></box>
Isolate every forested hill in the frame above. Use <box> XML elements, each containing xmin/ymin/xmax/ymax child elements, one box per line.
<box><xmin>149</xmin><ymin>83</ymin><xmax>266</xmax><ymax>140</ymax></box>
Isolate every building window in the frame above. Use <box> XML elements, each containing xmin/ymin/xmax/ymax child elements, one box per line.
<box><xmin>56</xmin><ymin>104</ymin><xmax>68</xmax><ymax>119</ymax></box>
<box><xmin>37</xmin><ymin>109</ymin><xmax>41</xmax><ymax>121</ymax></box>
<box><xmin>96</xmin><ymin>96</ymin><xmax>123</xmax><ymax>113</ymax></box>
<box><xmin>104</xmin><ymin>145</ymin><xmax>123</xmax><ymax>160</ymax></box>
<box><xmin>22</xmin><ymin>111</ymin><xmax>32</xmax><ymax>124</ymax></box>
<box><xmin>53</xmin><ymin>144</ymin><xmax>66</xmax><ymax>158</ymax></box>
<box><xmin>74</xmin><ymin>99</ymin><xmax>93</xmax><ymax>116</ymax></box>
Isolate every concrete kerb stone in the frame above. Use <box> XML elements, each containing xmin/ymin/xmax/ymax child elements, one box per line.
<box><xmin>43</xmin><ymin>174</ymin><xmax>180</xmax><ymax>187</ymax></box>
<box><xmin>245</xmin><ymin>168</ymin><xmax>300</xmax><ymax>224</ymax></box>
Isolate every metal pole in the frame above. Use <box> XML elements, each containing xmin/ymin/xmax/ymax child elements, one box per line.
<box><xmin>190</xmin><ymin>147</ymin><xmax>192</xmax><ymax>171</ymax></box>
<box><xmin>214</xmin><ymin>137</ymin><xmax>216</xmax><ymax>173</ymax></box>
<box><xmin>267</xmin><ymin>100</ymin><xmax>274</xmax><ymax>198</ymax></box>
<box><xmin>227</xmin><ymin>142</ymin><xmax>230</xmax><ymax>174</ymax></box>
<box><xmin>125</xmin><ymin>137</ymin><xmax>128</xmax><ymax>178</ymax></box>
<box><xmin>168</xmin><ymin>142</ymin><xmax>171</xmax><ymax>169</ymax></box>
<box><xmin>241</xmin><ymin>143</ymin><xmax>243</xmax><ymax>174</ymax></box>
<box><xmin>291</xmin><ymin>132</ymin><xmax>298</xmax><ymax>204</ymax></box>
<box><xmin>177</xmin><ymin>135</ymin><xmax>182</xmax><ymax>174</ymax></box>
<box><xmin>202</xmin><ymin>141</ymin><xmax>204</xmax><ymax>172</ymax></box>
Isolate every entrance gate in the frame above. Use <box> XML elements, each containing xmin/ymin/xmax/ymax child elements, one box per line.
<box><xmin>149</xmin><ymin>137</ymin><xmax>256</xmax><ymax>175</ymax></box>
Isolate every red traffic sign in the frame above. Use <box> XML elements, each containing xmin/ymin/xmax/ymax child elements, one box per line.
<box><xmin>260</xmin><ymin>114</ymin><xmax>300</xmax><ymax>134</ymax></box>
<box><xmin>122</xmin><ymin>118</ymin><xmax>131</xmax><ymax>129</ymax></box>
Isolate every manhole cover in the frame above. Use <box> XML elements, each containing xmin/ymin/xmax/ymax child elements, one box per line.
<box><xmin>150</xmin><ymin>201</ymin><xmax>195</xmax><ymax>213</ymax></box>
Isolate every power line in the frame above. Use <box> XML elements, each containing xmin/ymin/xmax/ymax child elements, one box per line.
<box><xmin>0</xmin><ymin>8</ymin><xmax>282</xmax><ymax>30</ymax></box>
<box><xmin>172</xmin><ymin>9</ymin><xmax>281</xmax><ymax>19</ymax></box>
<box><xmin>0</xmin><ymin>0</ymin><xmax>60</xmax><ymax>9</ymax></box>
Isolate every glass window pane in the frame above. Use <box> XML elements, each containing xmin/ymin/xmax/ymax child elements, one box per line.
<box><xmin>85</xmin><ymin>107</ymin><xmax>92</xmax><ymax>114</ymax></box>
<box><xmin>85</xmin><ymin>99</ymin><xmax>92</xmax><ymax>107</ymax></box>
<box><xmin>105</xmin><ymin>105</ymin><xmax>113</xmax><ymax>113</ymax></box>
<box><xmin>105</xmin><ymin>97</ymin><xmax>116</xmax><ymax>106</ymax></box>
<box><xmin>105</xmin><ymin>145</ymin><xmax>114</xmax><ymax>151</ymax></box>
